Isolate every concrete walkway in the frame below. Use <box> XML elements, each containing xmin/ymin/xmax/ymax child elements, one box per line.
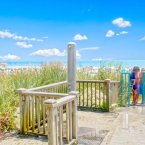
<box><xmin>102</xmin><ymin>105</ymin><xmax>145</xmax><ymax>145</ymax></box>
<box><xmin>1</xmin><ymin>106</ymin><xmax>145</xmax><ymax>145</ymax></box>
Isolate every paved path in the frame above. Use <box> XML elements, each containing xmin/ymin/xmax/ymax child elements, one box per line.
<box><xmin>1</xmin><ymin>106</ymin><xmax>145</xmax><ymax>145</ymax></box>
<box><xmin>102</xmin><ymin>105</ymin><xmax>145</xmax><ymax>145</ymax></box>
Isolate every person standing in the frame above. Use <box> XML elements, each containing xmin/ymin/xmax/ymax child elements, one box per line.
<box><xmin>130</xmin><ymin>66</ymin><xmax>141</xmax><ymax>105</ymax></box>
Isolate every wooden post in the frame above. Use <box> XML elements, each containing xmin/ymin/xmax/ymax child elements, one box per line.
<box><xmin>69</xmin><ymin>91</ymin><xmax>78</xmax><ymax>141</ymax></box>
<box><xmin>17</xmin><ymin>88</ymin><xmax>27</xmax><ymax>134</ymax></box>
<box><xmin>44</xmin><ymin>99</ymin><xmax>57</xmax><ymax>145</ymax></box>
<box><xmin>105</xmin><ymin>79</ymin><xmax>111</xmax><ymax>112</ymax></box>
<box><xmin>67</xmin><ymin>42</ymin><xmax>76</xmax><ymax>92</ymax></box>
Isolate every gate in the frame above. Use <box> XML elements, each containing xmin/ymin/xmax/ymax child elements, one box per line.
<box><xmin>142</xmin><ymin>72</ymin><xmax>145</xmax><ymax>103</ymax></box>
<box><xmin>120</xmin><ymin>71</ymin><xmax>145</xmax><ymax>106</ymax></box>
<box><xmin>120</xmin><ymin>72</ymin><xmax>131</xmax><ymax>106</ymax></box>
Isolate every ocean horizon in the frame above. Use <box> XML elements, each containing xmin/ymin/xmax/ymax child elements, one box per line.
<box><xmin>1</xmin><ymin>60</ymin><xmax>145</xmax><ymax>69</ymax></box>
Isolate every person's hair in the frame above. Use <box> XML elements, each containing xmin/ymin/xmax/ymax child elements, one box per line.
<box><xmin>133</xmin><ymin>66</ymin><xmax>140</xmax><ymax>72</ymax></box>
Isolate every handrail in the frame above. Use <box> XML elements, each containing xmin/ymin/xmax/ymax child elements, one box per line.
<box><xmin>111</xmin><ymin>81</ymin><xmax>120</xmax><ymax>83</ymax></box>
<box><xmin>44</xmin><ymin>95</ymin><xmax>76</xmax><ymax>107</ymax></box>
<box><xmin>18</xmin><ymin>90</ymin><xmax>68</xmax><ymax>98</ymax></box>
<box><xmin>28</xmin><ymin>81</ymin><xmax>67</xmax><ymax>91</ymax></box>
<box><xmin>76</xmin><ymin>80</ymin><xmax>105</xmax><ymax>83</ymax></box>
<box><xmin>44</xmin><ymin>93</ymin><xmax>77</xmax><ymax>145</ymax></box>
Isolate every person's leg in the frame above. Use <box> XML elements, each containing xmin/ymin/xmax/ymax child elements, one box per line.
<box><xmin>132</xmin><ymin>89</ymin><xmax>136</xmax><ymax>105</ymax></box>
<box><xmin>134</xmin><ymin>89</ymin><xmax>139</xmax><ymax>105</ymax></box>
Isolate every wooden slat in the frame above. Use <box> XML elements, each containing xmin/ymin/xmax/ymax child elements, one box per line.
<box><xmin>103</xmin><ymin>84</ymin><xmax>105</xmax><ymax>104</ymax></box>
<box><xmin>20</xmin><ymin>95</ymin><xmax>24</xmax><ymax>134</ymax></box>
<box><xmin>69</xmin><ymin>102</ymin><xmax>72</xmax><ymax>141</ymax></box>
<box><xmin>99</xmin><ymin>83</ymin><xmax>101</xmax><ymax>106</ymax></box>
<box><xmin>42</xmin><ymin>97</ymin><xmax>46</xmax><ymax>134</ymax></box>
<box><xmin>91</xmin><ymin>83</ymin><xmax>93</xmax><ymax>107</ymax></box>
<box><xmin>95</xmin><ymin>83</ymin><xmax>97</xmax><ymax>107</ymax></box>
<box><xmin>55</xmin><ymin>108</ymin><xmax>58</xmax><ymax>145</ymax></box>
<box><xmin>83</xmin><ymin>83</ymin><xmax>84</xmax><ymax>106</ymax></box>
<box><xmin>66</xmin><ymin>103</ymin><xmax>70</xmax><ymax>143</ymax></box>
<box><xmin>79</xmin><ymin>82</ymin><xmax>81</xmax><ymax>106</ymax></box>
<box><xmin>27</xmin><ymin>96</ymin><xmax>30</xmax><ymax>131</ymax></box>
<box><xmin>23</xmin><ymin>96</ymin><xmax>27</xmax><ymax>133</ymax></box>
<box><xmin>29</xmin><ymin>96</ymin><xmax>32</xmax><ymax>127</ymax></box>
<box><xmin>87</xmin><ymin>83</ymin><xmax>88</xmax><ymax>106</ymax></box>
<box><xmin>59</xmin><ymin>106</ymin><xmax>63</xmax><ymax>145</ymax></box>
<box><xmin>32</xmin><ymin>95</ymin><xmax>35</xmax><ymax>132</ymax></box>
<box><xmin>37</xmin><ymin>96</ymin><xmax>40</xmax><ymax>133</ymax></box>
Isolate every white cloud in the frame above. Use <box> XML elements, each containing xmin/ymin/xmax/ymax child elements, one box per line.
<box><xmin>120</xmin><ymin>31</ymin><xmax>128</xmax><ymax>34</ymax></box>
<box><xmin>105</xmin><ymin>30</ymin><xmax>115</xmax><ymax>37</ymax></box>
<box><xmin>140</xmin><ymin>36</ymin><xmax>145</xmax><ymax>41</ymax></box>
<box><xmin>0</xmin><ymin>30</ymin><xmax>43</xmax><ymax>42</ymax></box>
<box><xmin>30</xmin><ymin>48</ymin><xmax>81</xmax><ymax>59</ymax></box>
<box><xmin>112</xmin><ymin>18</ymin><xmax>131</xmax><ymax>28</ymax></box>
<box><xmin>80</xmin><ymin>46</ymin><xmax>100</xmax><ymax>51</ymax></box>
<box><xmin>1</xmin><ymin>54</ymin><xmax>20</xmax><ymax>61</ymax></box>
<box><xmin>30</xmin><ymin>48</ymin><xmax>65</xmax><ymax>57</ymax></box>
<box><xmin>16</xmin><ymin>42</ymin><xmax>33</xmax><ymax>48</ymax></box>
<box><xmin>0</xmin><ymin>30</ymin><xmax>13</xmax><ymax>38</ymax></box>
<box><xmin>116</xmin><ymin>31</ymin><xmax>128</xmax><ymax>36</ymax></box>
<box><xmin>73</xmin><ymin>34</ymin><xmax>88</xmax><ymax>40</ymax></box>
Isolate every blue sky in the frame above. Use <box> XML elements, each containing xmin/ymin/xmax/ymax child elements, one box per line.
<box><xmin>0</xmin><ymin>0</ymin><xmax>145</xmax><ymax>62</ymax></box>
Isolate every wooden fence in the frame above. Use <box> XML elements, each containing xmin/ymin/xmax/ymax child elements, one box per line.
<box><xmin>18</xmin><ymin>79</ymin><xmax>120</xmax><ymax>144</ymax></box>
<box><xmin>18</xmin><ymin>88</ymin><xmax>77</xmax><ymax>145</ymax></box>
<box><xmin>77</xmin><ymin>79</ymin><xmax>110</xmax><ymax>111</ymax></box>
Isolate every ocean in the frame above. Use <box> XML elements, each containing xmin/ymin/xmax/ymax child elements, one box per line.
<box><xmin>3</xmin><ymin>60</ymin><xmax>145</xmax><ymax>69</ymax></box>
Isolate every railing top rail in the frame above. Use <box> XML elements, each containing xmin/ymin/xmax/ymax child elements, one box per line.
<box><xmin>18</xmin><ymin>90</ymin><xmax>68</xmax><ymax>98</ymax></box>
<box><xmin>27</xmin><ymin>81</ymin><xmax>67</xmax><ymax>91</ymax></box>
<box><xmin>111</xmin><ymin>81</ymin><xmax>120</xmax><ymax>83</ymax></box>
<box><xmin>76</xmin><ymin>80</ymin><xmax>106</xmax><ymax>83</ymax></box>
<box><xmin>44</xmin><ymin>95</ymin><xmax>76</xmax><ymax>107</ymax></box>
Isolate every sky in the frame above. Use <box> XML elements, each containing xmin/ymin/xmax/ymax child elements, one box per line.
<box><xmin>0</xmin><ymin>0</ymin><xmax>145</xmax><ymax>62</ymax></box>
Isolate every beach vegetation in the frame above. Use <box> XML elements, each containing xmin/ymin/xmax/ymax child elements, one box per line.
<box><xmin>0</xmin><ymin>61</ymin><xmax>67</xmax><ymax>132</ymax></box>
<box><xmin>0</xmin><ymin>61</ymin><xmax>122</xmax><ymax>132</ymax></box>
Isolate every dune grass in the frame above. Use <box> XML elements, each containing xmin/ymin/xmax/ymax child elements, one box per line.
<box><xmin>0</xmin><ymin>61</ymin><xmax>122</xmax><ymax>132</ymax></box>
<box><xmin>0</xmin><ymin>61</ymin><xmax>67</xmax><ymax>131</ymax></box>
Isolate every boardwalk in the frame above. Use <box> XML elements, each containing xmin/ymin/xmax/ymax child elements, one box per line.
<box><xmin>0</xmin><ymin>106</ymin><xmax>145</xmax><ymax>145</ymax></box>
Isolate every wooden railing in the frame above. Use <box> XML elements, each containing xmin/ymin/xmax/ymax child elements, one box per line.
<box><xmin>17</xmin><ymin>79</ymin><xmax>120</xmax><ymax>144</ymax></box>
<box><xmin>26</xmin><ymin>80</ymin><xmax>119</xmax><ymax>112</ymax></box>
<box><xmin>44</xmin><ymin>92</ymin><xmax>77</xmax><ymax>145</ymax></box>
<box><xmin>76</xmin><ymin>79</ymin><xmax>110</xmax><ymax>111</ymax></box>
<box><xmin>28</xmin><ymin>81</ymin><xmax>68</xmax><ymax>93</ymax></box>
<box><xmin>17</xmin><ymin>89</ymin><xmax>77</xmax><ymax>145</ymax></box>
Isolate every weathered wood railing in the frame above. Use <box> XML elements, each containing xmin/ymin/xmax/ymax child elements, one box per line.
<box><xmin>17</xmin><ymin>79</ymin><xmax>119</xmax><ymax>144</ymax></box>
<box><xmin>17</xmin><ymin>89</ymin><xmax>77</xmax><ymax>145</ymax></box>
<box><xmin>26</xmin><ymin>80</ymin><xmax>119</xmax><ymax>112</ymax></box>
<box><xmin>44</xmin><ymin>92</ymin><xmax>77</xmax><ymax>145</ymax></box>
<box><xmin>28</xmin><ymin>81</ymin><xmax>68</xmax><ymax>93</ymax></box>
<box><xmin>76</xmin><ymin>79</ymin><xmax>110</xmax><ymax>111</ymax></box>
